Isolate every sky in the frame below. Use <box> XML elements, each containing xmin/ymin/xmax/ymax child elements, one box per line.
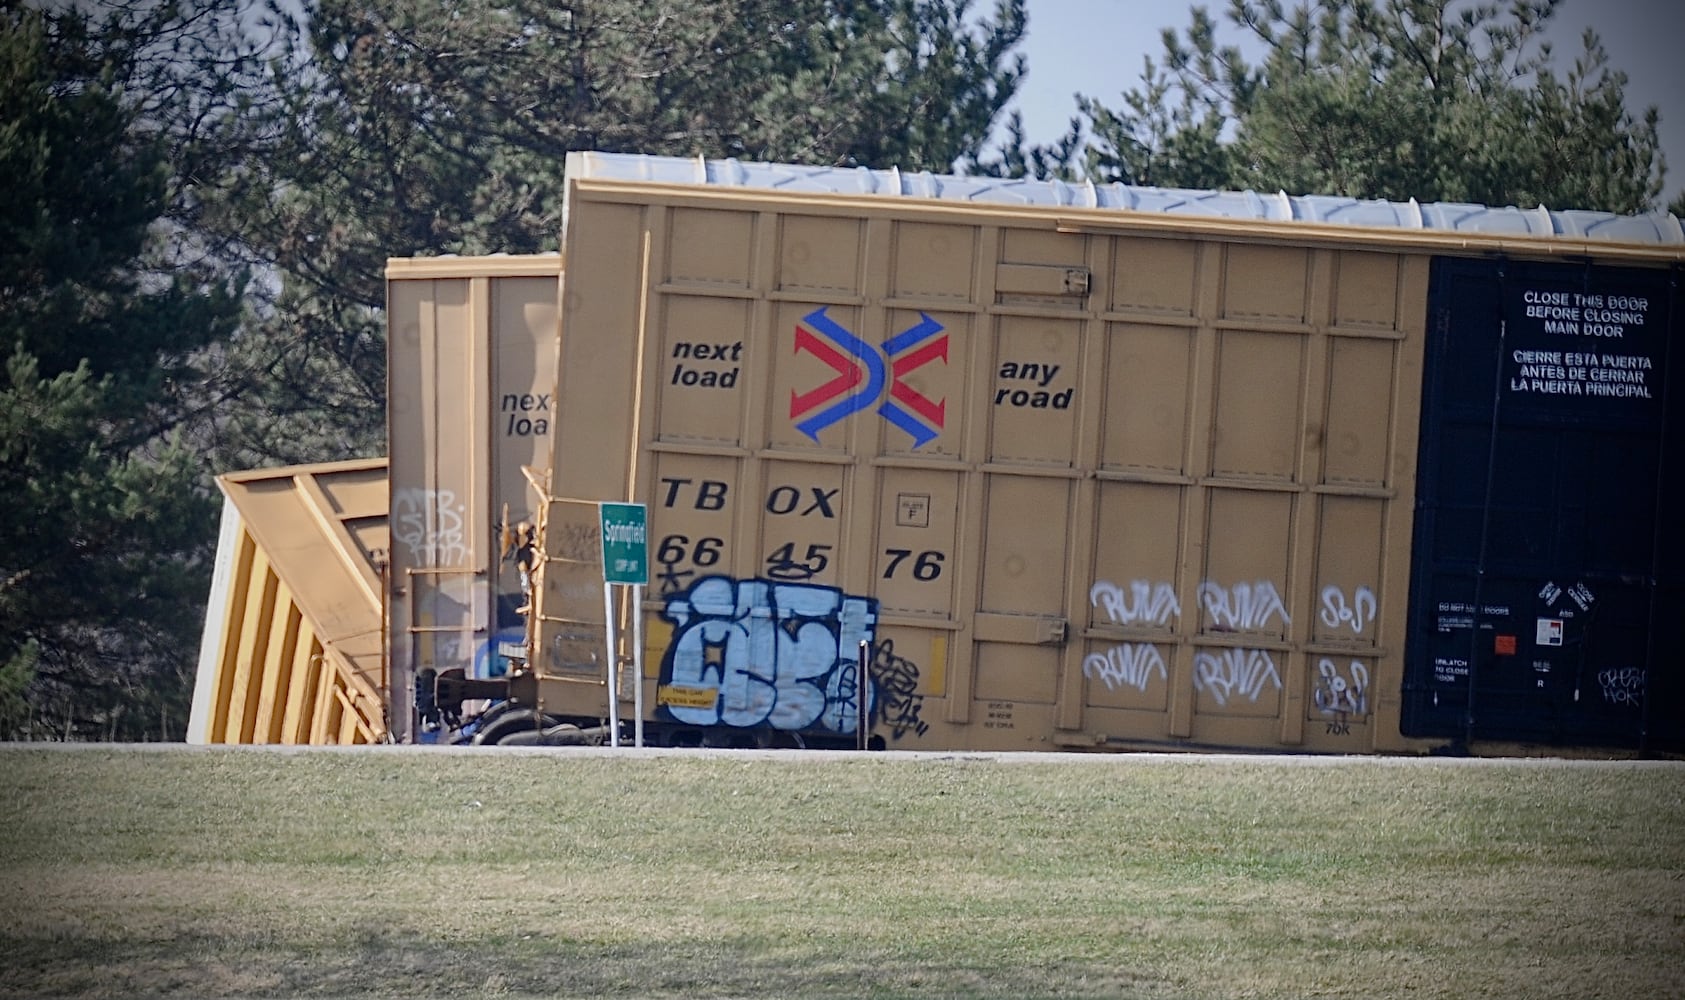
<box><xmin>1003</xmin><ymin>0</ymin><xmax>1685</xmax><ymax>208</ymax></box>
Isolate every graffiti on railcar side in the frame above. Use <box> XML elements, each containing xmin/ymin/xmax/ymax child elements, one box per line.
<box><xmin>1319</xmin><ymin>585</ymin><xmax>1376</xmax><ymax>636</ymax></box>
<box><xmin>871</xmin><ymin>639</ymin><xmax>929</xmax><ymax>740</ymax></box>
<box><xmin>393</xmin><ymin>488</ymin><xmax>469</xmax><ymax>566</ymax></box>
<box><xmin>1193</xmin><ymin>648</ymin><xmax>1281</xmax><ymax>707</ymax></box>
<box><xmin>1090</xmin><ymin>580</ymin><xmax>1180</xmax><ymax>627</ymax></box>
<box><xmin>1314</xmin><ymin>658</ymin><xmax>1370</xmax><ymax>722</ymax></box>
<box><xmin>655</xmin><ymin>576</ymin><xmax>878</xmax><ymax>733</ymax></box>
<box><xmin>474</xmin><ymin>625</ymin><xmax>526</xmax><ymax>679</ymax></box>
<box><xmin>1197</xmin><ymin>580</ymin><xmax>1290</xmax><ymax>632</ymax></box>
<box><xmin>1598</xmin><ymin>668</ymin><xmax>1644</xmax><ymax>707</ymax></box>
<box><xmin>1085</xmin><ymin>578</ymin><xmax>1305</xmax><ymax>705</ymax></box>
<box><xmin>1086</xmin><ymin>579</ymin><xmax>1178</xmax><ymax>695</ymax></box>
<box><xmin>1191</xmin><ymin>582</ymin><xmax>1288</xmax><ymax>707</ymax></box>
<box><xmin>554</xmin><ymin>521</ymin><xmax>601</xmax><ymax>562</ymax></box>
<box><xmin>1083</xmin><ymin>643</ymin><xmax>1168</xmax><ymax>693</ymax></box>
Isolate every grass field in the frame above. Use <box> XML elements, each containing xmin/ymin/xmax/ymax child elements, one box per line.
<box><xmin>0</xmin><ymin>745</ymin><xmax>1681</xmax><ymax>999</ymax></box>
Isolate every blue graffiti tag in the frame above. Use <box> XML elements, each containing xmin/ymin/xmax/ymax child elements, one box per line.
<box><xmin>656</xmin><ymin>576</ymin><xmax>878</xmax><ymax>733</ymax></box>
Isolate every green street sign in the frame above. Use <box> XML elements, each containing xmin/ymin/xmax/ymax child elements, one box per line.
<box><xmin>598</xmin><ymin>502</ymin><xmax>648</xmax><ymax>585</ymax></box>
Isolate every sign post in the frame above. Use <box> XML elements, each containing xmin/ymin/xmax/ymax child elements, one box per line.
<box><xmin>598</xmin><ymin>502</ymin><xmax>648</xmax><ymax>747</ymax></box>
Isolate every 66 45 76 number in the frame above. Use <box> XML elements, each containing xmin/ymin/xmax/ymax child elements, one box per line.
<box><xmin>656</xmin><ymin>534</ymin><xmax>945</xmax><ymax>583</ymax></box>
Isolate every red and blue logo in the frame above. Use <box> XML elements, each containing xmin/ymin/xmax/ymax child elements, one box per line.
<box><xmin>789</xmin><ymin>307</ymin><xmax>947</xmax><ymax>448</ymax></box>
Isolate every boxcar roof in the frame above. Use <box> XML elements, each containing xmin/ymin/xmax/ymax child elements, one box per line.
<box><xmin>564</xmin><ymin>151</ymin><xmax>1684</xmax><ymax>248</ymax></box>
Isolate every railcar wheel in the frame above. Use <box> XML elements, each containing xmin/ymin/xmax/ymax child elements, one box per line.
<box><xmin>472</xmin><ymin>708</ymin><xmax>555</xmax><ymax>745</ymax></box>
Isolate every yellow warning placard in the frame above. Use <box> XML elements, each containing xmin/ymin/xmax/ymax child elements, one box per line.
<box><xmin>657</xmin><ymin>685</ymin><xmax>719</xmax><ymax>710</ymax></box>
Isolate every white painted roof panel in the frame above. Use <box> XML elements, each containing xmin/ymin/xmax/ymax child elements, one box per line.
<box><xmin>565</xmin><ymin>151</ymin><xmax>1684</xmax><ymax>245</ymax></box>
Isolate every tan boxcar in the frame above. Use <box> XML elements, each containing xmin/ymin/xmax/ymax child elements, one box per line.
<box><xmin>455</xmin><ymin>153</ymin><xmax>1682</xmax><ymax>755</ymax></box>
<box><xmin>196</xmin><ymin>256</ymin><xmax>566</xmax><ymax>745</ymax></box>
<box><xmin>188</xmin><ymin>459</ymin><xmax>389</xmax><ymax>745</ymax></box>
<box><xmin>384</xmin><ymin>254</ymin><xmax>563</xmax><ymax>739</ymax></box>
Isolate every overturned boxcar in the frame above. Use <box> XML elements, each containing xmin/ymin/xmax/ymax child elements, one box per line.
<box><xmin>190</xmin><ymin>458</ymin><xmax>390</xmax><ymax>745</ymax></box>
<box><xmin>204</xmin><ymin>153</ymin><xmax>1685</xmax><ymax>755</ymax></box>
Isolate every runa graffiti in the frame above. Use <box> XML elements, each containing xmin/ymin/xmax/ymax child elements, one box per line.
<box><xmin>1193</xmin><ymin>648</ymin><xmax>1281</xmax><ymax>706</ymax></box>
<box><xmin>1090</xmin><ymin>579</ymin><xmax>1180</xmax><ymax>627</ymax></box>
<box><xmin>1083</xmin><ymin>644</ymin><xmax>1167</xmax><ymax>693</ymax></box>
<box><xmin>1197</xmin><ymin>580</ymin><xmax>1290</xmax><ymax>632</ymax></box>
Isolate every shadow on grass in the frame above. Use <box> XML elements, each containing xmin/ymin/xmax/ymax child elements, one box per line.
<box><xmin>0</xmin><ymin>930</ymin><xmax>1180</xmax><ymax>1000</ymax></box>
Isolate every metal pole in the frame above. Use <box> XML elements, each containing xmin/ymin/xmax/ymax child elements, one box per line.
<box><xmin>857</xmin><ymin>639</ymin><xmax>869</xmax><ymax>751</ymax></box>
<box><xmin>375</xmin><ymin>550</ymin><xmax>390</xmax><ymax>741</ymax></box>
<box><xmin>604</xmin><ymin>580</ymin><xmax>619</xmax><ymax>747</ymax></box>
<box><xmin>632</xmin><ymin>583</ymin><xmax>645</xmax><ymax>748</ymax></box>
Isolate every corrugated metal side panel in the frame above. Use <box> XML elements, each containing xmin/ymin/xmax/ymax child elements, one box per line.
<box><xmin>536</xmin><ymin>183</ymin><xmax>1442</xmax><ymax>753</ymax></box>
<box><xmin>226</xmin><ymin>545</ymin><xmax>279</xmax><ymax>743</ymax></box>
<box><xmin>277</xmin><ymin>609</ymin><xmax>321</xmax><ymax>744</ymax></box>
<box><xmin>249</xmin><ymin>575</ymin><xmax>300</xmax><ymax>743</ymax></box>
<box><xmin>196</xmin><ymin>460</ymin><xmax>389</xmax><ymax>744</ymax></box>
<box><xmin>203</xmin><ymin>528</ymin><xmax>258</xmax><ymax>743</ymax></box>
<box><xmin>1069</xmin><ymin>242</ymin><xmax>1431</xmax><ymax>753</ymax></box>
<box><xmin>385</xmin><ymin>257</ymin><xmax>562</xmax><ymax>742</ymax></box>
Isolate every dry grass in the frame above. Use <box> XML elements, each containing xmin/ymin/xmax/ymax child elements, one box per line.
<box><xmin>0</xmin><ymin>746</ymin><xmax>1681</xmax><ymax>999</ymax></box>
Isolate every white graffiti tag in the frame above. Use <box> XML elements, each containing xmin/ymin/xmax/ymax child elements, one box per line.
<box><xmin>1083</xmin><ymin>644</ymin><xmax>1168</xmax><ymax>693</ymax></box>
<box><xmin>1193</xmin><ymin>648</ymin><xmax>1281</xmax><ymax>706</ymax></box>
<box><xmin>1598</xmin><ymin>668</ymin><xmax>1644</xmax><ymax>707</ymax></box>
<box><xmin>1314</xmin><ymin>659</ymin><xmax>1370</xmax><ymax>716</ymax></box>
<box><xmin>659</xmin><ymin>576</ymin><xmax>877</xmax><ymax>733</ymax></box>
<box><xmin>1319</xmin><ymin>585</ymin><xmax>1377</xmax><ymax>636</ymax></box>
<box><xmin>393</xmin><ymin>488</ymin><xmax>469</xmax><ymax>567</ymax></box>
<box><xmin>1198</xmin><ymin>580</ymin><xmax>1291</xmax><ymax>632</ymax></box>
<box><xmin>1090</xmin><ymin>580</ymin><xmax>1181</xmax><ymax>627</ymax></box>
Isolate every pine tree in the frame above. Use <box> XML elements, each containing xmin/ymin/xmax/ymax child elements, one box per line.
<box><xmin>201</xmin><ymin>0</ymin><xmax>1030</xmax><ymax>464</ymax></box>
<box><xmin>0</xmin><ymin>3</ymin><xmax>245</xmax><ymax>740</ymax></box>
<box><xmin>1017</xmin><ymin>0</ymin><xmax>1671</xmax><ymax>213</ymax></box>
